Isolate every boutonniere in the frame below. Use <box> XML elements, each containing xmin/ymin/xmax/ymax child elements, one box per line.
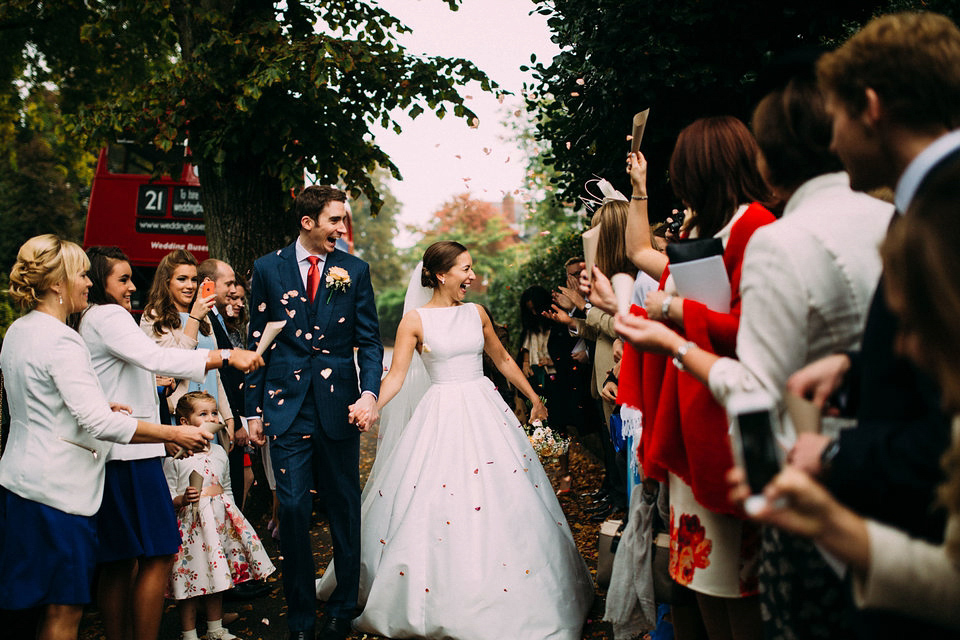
<box><xmin>325</xmin><ymin>266</ymin><xmax>351</xmax><ymax>303</ymax></box>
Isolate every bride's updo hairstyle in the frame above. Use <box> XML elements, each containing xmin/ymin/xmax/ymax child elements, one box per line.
<box><xmin>9</xmin><ymin>234</ymin><xmax>89</xmax><ymax>311</ymax></box>
<box><xmin>421</xmin><ymin>241</ymin><xmax>468</xmax><ymax>288</ymax></box>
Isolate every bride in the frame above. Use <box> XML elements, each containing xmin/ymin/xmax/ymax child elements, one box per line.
<box><xmin>317</xmin><ymin>240</ymin><xmax>594</xmax><ymax>639</ymax></box>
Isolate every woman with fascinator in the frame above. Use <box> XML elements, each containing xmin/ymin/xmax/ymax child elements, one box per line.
<box><xmin>317</xmin><ymin>240</ymin><xmax>593</xmax><ymax>639</ymax></box>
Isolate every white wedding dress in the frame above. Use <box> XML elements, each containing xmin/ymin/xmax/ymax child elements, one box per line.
<box><xmin>317</xmin><ymin>303</ymin><xmax>594</xmax><ymax>639</ymax></box>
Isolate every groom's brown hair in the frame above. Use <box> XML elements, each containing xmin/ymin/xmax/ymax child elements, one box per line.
<box><xmin>295</xmin><ymin>185</ymin><xmax>347</xmax><ymax>229</ymax></box>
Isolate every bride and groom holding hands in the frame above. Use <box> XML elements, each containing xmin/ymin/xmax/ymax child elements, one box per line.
<box><xmin>246</xmin><ymin>185</ymin><xmax>593</xmax><ymax>640</ymax></box>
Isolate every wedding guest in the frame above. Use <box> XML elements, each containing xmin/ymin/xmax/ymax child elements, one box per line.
<box><xmin>141</xmin><ymin>251</ymin><xmax>235</xmax><ymax>441</ymax></box>
<box><xmin>0</xmin><ymin>235</ymin><xmax>209</xmax><ymax>640</ymax></box>
<box><xmin>610</xmin><ymin>117</ymin><xmax>775</xmax><ymax>640</ymax></box>
<box><xmin>517</xmin><ymin>285</ymin><xmax>555</xmax><ymax>401</ymax></box>
<box><xmin>614</xmin><ymin>67</ymin><xmax>893</xmax><ymax>639</ymax></box>
<box><xmin>564</xmin><ymin>201</ymin><xmax>638</xmax><ymax>521</ymax></box>
<box><xmin>165</xmin><ymin>391</ymin><xmax>275</xmax><ymax>640</ymax></box>
<box><xmin>784</xmin><ymin>13</ymin><xmax>960</xmax><ymax>639</ymax></box>
<box><xmin>79</xmin><ymin>246</ymin><xmax>263</xmax><ymax>640</ymax></box>
<box><xmin>735</xmin><ymin>151</ymin><xmax>960</xmax><ymax>632</ymax></box>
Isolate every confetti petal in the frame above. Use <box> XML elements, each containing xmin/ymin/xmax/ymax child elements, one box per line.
<box><xmin>258</xmin><ymin>303</ymin><xmax>266</xmax><ymax>312</ymax></box>
<box><xmin>320</xmin><ymin>368</ymin><xmax>332</xmax><ymax>379</ymax></box>
<box><xmin>286</xmin><ymin>309</ymin><xmax>296</xmax><ymax>318</ymax></box>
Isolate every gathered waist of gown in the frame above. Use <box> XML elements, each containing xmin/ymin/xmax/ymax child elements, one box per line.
<box><xmin>427</xmin><ymin>372</ymin><xmax>487</xmax><ymax>385</ymax></box>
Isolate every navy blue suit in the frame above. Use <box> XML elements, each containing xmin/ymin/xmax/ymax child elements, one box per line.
<box><xmin>246</xmin><ymin>243</ymin><xmax>382</xmax><ymax>631</ymax></box>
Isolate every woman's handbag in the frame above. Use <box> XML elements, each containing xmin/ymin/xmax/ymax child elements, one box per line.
<box><xmin>596</xmin><ymin>517</ymin><xmax>625</xmax><ymax>588</ymax></box>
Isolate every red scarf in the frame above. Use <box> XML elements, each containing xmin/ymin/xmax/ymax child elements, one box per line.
<box><xmin>622</xmin><ymin>203</ymin><xmax>774</xmax><ymax>514</ymax></box>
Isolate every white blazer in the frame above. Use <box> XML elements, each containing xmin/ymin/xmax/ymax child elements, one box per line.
<box><xmin>79</xmin><ymin>304</ymin><xmax>209</xmax><ymax>461</ymax></box>
<box><xmin>0</xmin><ymin>311</ymin><xmax>137</xmax><ymax>515</ymax></box>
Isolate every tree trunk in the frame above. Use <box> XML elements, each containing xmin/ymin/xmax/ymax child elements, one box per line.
<box><xmin>198</xmin><ymin>157</ymin><xmax>292</xmax><ymax>279</ymax></box>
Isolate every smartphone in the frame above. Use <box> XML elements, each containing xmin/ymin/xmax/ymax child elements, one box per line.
<box><xmin>200</xmin><ymin>279</ymin><xmax>215</xmax><ymax>299</ymax></box>
<box><xmin>728</xmin><ymin>391</ymin><xmax>782</xmax><ymax>498</ymax></box>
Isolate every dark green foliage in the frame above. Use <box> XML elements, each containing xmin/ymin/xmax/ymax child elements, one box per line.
<box><xmin>376</xmin><ymin>285</ymin><xmax>407</xmax><ymax>345</ymax></box>
<box><xmin>526</xmin><ymin>0</ymin><xmax>960</xmax><ymax>222</ymax></box>
<box><xmin>0</xmin><ymin>0</ymin><xmax>493</xmax><ymax>274</ymax></box>
<box><xmin>487</xmin><ymin>229</ymin><xmax>583</xmax><ymax>352</ymax></box>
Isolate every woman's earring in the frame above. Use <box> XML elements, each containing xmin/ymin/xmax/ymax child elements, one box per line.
<box><xmin>439</xmin><ymin>277</ymin><xmax>445</xmax><ymax>285</ymax></box>
<box><xmin>58</xmin><ymin>295</ymin><xmax>63</xmax><ymax>305</ymax></box>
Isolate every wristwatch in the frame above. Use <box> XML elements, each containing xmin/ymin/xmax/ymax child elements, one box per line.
<box><xmin>672</xmin><ymin>341</ymin><xmax>696</xmax><ymax>371</ymax></box>
<box><xmin>583</xmin><ymin>301</ymin><xmax>593</xmax><ymax>311</ymax></box>
<box><xmin>220</xmin><ymin>349</ymin><xmax>232</xmax><ymax>366</ymax></box>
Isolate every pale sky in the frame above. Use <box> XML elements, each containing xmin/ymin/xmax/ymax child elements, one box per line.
<box><xmin>370</xmin><ymin>0</ymin><xmax>561</xmax><ymax>246</ymax></box>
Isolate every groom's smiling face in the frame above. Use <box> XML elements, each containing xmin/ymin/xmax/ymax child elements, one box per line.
<box><xmin>301</xmin><ymin>201</ymin><xmax>349</xmax><ymax>255</ymax></box>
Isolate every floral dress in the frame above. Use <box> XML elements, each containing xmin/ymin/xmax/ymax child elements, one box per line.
<box><xmin>163</xmin><ymin>444</ymin><xmax>275</xmax><ymax>599</ymax></box>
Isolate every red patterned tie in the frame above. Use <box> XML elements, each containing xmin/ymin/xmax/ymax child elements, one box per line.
<box><xmin>307</xmin><ymin>255</ymin><xmax>321</xmax><ymax>303</ymax></box>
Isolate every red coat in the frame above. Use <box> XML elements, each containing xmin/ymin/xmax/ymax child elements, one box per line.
<box><xmin>620</xmin><ymin>203</ymin><xmax>775</xmax><ymax>515</ymax></box>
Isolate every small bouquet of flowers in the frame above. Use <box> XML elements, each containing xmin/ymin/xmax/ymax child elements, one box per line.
<box><xmin>325</xmin><ymin>266</ymin><xmax>351</xmax><ymax>303</ymax></box>
<box><xmin>525</xmin><ymin>419</ymin><xmax>571</xmax><ymax>462</ymax></box>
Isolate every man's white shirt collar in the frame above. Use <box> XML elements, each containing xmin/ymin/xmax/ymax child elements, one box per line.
<box><xmin>895</xmin><ymin>128</ymin><xmax>960</xmax><ymax>213</ymax></box>
<box><xmin>295</xmin><ymin>237</ymin><xmax>326</xmax><ymax>265</ymax></box>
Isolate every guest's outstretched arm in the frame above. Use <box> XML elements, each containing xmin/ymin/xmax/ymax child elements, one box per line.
<box><xmin>625</xmin><ymin>151</ymin><xmax>668</xmax><ymax>280</ymax></box>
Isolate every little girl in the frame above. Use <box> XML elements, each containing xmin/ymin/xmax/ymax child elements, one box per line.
<box><xmin>164</xmin><ymin>391</ymin><xmax>275</xmax><ymax>640</ymax></box>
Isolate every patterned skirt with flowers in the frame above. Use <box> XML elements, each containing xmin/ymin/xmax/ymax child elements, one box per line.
<box><xmin>668</xmin><ymin>474</ymin><xmax>760</xmax><ymax>598</ymax></box>
<box><xmin>168</xmin><ymin>494</ymin><xmax>275</xmax><ymax>600</ymax></box>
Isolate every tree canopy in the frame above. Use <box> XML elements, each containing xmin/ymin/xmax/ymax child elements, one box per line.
<box><xmin>411</xmin><ymin>192</ymin><xmax>521</xmax><ymax>294</ymax></box>
<box><xmin>525</xmin><ymin>0</ymin><xmax>960</xmax><ymax>220</ymax></box>
<box><xmin>0</xmin><ymin>0</ymin><xmax>493</xmax><ymax>272</ymax></box>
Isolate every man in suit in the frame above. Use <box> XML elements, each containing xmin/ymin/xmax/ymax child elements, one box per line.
<box><xmin>786</xmin><ymin>12</ymin><xmax>960</xmax><ymax>639</ymax></box>
<box><xmin>246</xmin><ymin>185</ymin><xmax>383</xmax><ymax>640</ymax></box>
<box><xmin>198</xmin><ymin>258</ymin><xmax>274</xmax><ymax>603</ymax></box>
<box><xmin>198</xmin><ymin>260</ymin><xmax>248</xmax><ymax>495</ymax></box>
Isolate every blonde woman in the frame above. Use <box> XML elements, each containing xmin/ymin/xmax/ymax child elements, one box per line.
<box><xmin>0</xmin><ymin>235</ymin><xmax>209</xmax><ymax>640</ymax></box>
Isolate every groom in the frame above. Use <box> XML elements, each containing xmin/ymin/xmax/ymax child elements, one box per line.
<box><xmin>246</xmin><ymin>185</ymin><xmax>383</xmax><ymax>640</ymax></box>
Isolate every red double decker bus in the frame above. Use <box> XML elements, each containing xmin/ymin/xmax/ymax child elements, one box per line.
<box><xmin>83</xmin><ymin>142</ymin><xmax>208</xmax><ymax>310</ymax></box>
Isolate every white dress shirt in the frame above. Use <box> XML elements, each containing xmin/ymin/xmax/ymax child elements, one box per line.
<box><xmin>80</xmin><ymin>303</ymin><xmax>209</xmax><ymax>461</ymax></box>
<box><xmin>295</xmin><ymin>237</ymin><xmax>326</xmax><ymax>289</ymax></box>
<box><xmin>0</xmin><ymin>311</ymin><xmax>138</xmax><ymax>515</ymax></box>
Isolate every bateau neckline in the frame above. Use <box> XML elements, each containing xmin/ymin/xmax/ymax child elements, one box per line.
<box><xmin>419</xmin><ymin>303</ymin><xmax>468</xmax><ymax>311</ymax></box>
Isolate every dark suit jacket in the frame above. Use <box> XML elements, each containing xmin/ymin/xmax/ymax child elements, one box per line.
<box><xmin>826</xmin><ymin>273</ymin><xmax>950</xmax><ymax>542</ymax></box>
<box><xmin>210</xmin><ymin>309</ymin><xmax>244</xmax><ymax>428</ymax></box>
<box><xmin>245</xmin><ymin>243</ymin><xmax>383</xmax><ymax>440</ymax></box>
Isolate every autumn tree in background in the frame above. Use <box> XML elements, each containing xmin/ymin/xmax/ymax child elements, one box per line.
<box><xmin>411</xmin><ymin>193</ymin><xmax>520</xmax><ymax>295</ymax></box>
<box><xmin>525</xmin><ymin>0</ymin><xmax>960</xmax><ymax>220</ymax></box>
<box><xmin>0</xmin><ymin>0</ymin><xmax>494</xmax><ymax>274</ymax></box>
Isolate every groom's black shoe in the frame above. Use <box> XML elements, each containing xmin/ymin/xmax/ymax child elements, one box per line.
<box><xmin>288</xmin><ymin>630</ymin><xmax>313</xmax><ymax>640</ymax></box>
<box><xmin>317</xmin><ymin>616</ymin><xmax>352</xmax><ymax>640</ymax></box>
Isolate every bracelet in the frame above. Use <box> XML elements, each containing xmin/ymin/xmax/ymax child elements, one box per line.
<box><xmin>188</xmin><ymin>315</ymin><xmax>201</xmax><ymax>322</ymax></box>
<box><xmin>660</xmin><ymin>295</ymin><xmax>674</xmax><ymax>320</ymax></box>
<box><xmin>631</xmin><ymin>195</ymin><xmax>649</xmax><ymax>201</ymax></box>
<box><xmin>672</xmin><ymin>341</ymin><xmax>696</xmax><ymax>372</ymax></box>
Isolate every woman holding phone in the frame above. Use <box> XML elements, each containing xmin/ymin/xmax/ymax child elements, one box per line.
<box><xmin>140</xmin><ymin>250</ymin><xmax>235</xmax><ymax>437</ymax></box>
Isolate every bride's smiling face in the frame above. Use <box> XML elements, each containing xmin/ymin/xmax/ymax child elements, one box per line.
<box><xmin>440</xmin><ymin>251</ymin><xmax>476</xmax><ymax>301</ymax></box>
